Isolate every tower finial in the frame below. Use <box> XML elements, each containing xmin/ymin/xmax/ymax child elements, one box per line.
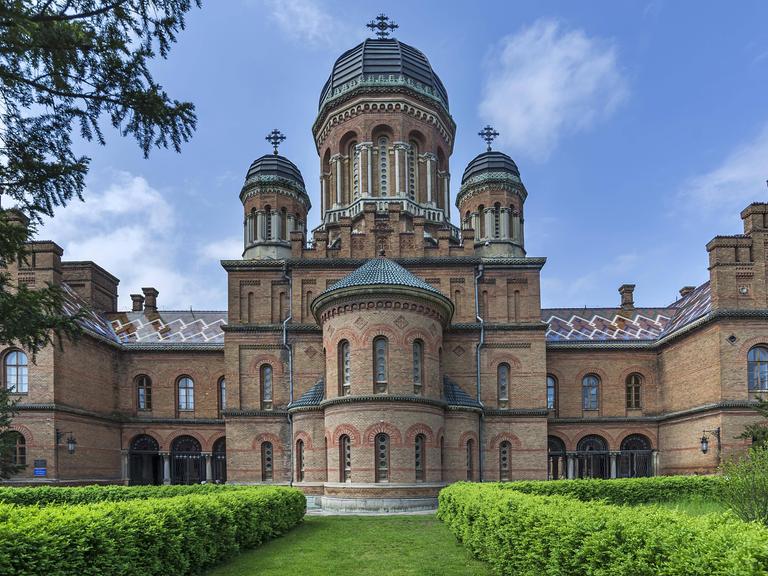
<box><xmin>478</xmin><ymin>125</ymin><xmax>499</xmax><ymax>152</ymax></box>
<box><xmin>265</xmin><ymin>129</ymin><xmax>286</xmax><ymax>155</ymax></box>
<box><xmin>366</xmin><ymin>14</ymin><xmax>398</xmax><ymax>39</ymax></box>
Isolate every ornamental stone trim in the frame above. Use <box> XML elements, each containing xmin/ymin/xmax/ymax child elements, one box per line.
<box><xmin>317</xmin><ymin>295</ymin><xmax>449</xmax><ymax>326</ymax></box>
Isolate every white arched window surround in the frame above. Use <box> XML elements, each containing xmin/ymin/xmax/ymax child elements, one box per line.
<box><xmin>4</xmin><ymin>350</ymin><xmax>28</xmax><ymax>394</ymax></box>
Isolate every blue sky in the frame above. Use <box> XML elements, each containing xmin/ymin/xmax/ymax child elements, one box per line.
<box><xmin>41</xmin><ymin>0</ymin><xmax>768</xmax><ymax>311</ymax></box>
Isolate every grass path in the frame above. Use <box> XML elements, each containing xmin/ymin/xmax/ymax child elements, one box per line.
<box><xmin>207</xmin><ymin>515</ymin><xmax>491</xmax><ymax>576</ymax></box>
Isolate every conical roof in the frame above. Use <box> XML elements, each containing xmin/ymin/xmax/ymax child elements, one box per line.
<box><xmin>461</xmin><ymin>150</ymin><xmax>519</xmax><ymax>185</ymax></box>
<box><xmin>323</xmin><ymin>257</ymin><xmax>443</xmax><ymax>295</ymax></box>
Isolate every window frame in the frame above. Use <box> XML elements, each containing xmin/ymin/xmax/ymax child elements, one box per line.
<box><xmin>1</xmin><ymin>431</ymin><xmax>26</xmax><ymax>467</ymax></box>
<box><xmin>177</xmin><ymin>376</ymin><xmax>195</xmax><ymax>412</ymax></box>
<box><xmin>415</xmin><ymin>433</ymin><xmax>426</xmax><ymax>483</ymax></box>
<box><xmin>260</xmin><ymin>364</ymin><xmax>273</xmax><ymax>410</ymax></box>
<box><xmin>466</xmin><ymin>439</ymin><xmax>474</xmax><ymax>481</ymax></box>
<box><xmin>499</xmin><ymin>440</ymin><xmax>511</xmax><ymax>481</ymax></box>
<box><xmin>413</xmin><ymin>339</ymin><xmax>424</xmax><ymax>395</ymax></box>
<box><xmin>373</xmin><ymin>336</ymin><xmax>388</xmax><ymax>393</ymax></box>
<box><xmin>748</xmin><ymin>345</ymin><xmax>768</xmax><ymax>391</ymax></box>
<box><xmin>626</xmin><ymin>373</ymin><xmax>642</xmax><ymax>410</ymax></box>
<box><xmin>4</xmin><ymin>350</ymin><xmax>28</xmax><ymax>395</ymax></box>
<box><xmin>582</xmin><ymin>374</ymin><xmax>600</xmax><ymax>411</ymax></box>
<box><xmin>374</xmin><ymin>433</ymin><xmax>390</xmax><ymax>483</ymax></box>
<box><xmin>339</xmin><ymin>340</ymin><xmax>351</xmax><ymax>396</ymax></box>
<box><xmin>218</xmin><ymin>377</ymin><xmax>227</xmax><ymax>414</ymax></box>
<box><xmin>497</xmin><ymin>363</ymin><xmax>510</xmax><ymax>406</ymax></box>
<box><xmin>296</xmin><ymin>439</ymin><xmax>305</xmax><ymax>482</ymax></box>
<box><xmin>136</xmin><ymin>374</ymin><xmax>152</xmax><ymax>411</ymax></box>
<box><xmin>546</xmin><ymin>374</ymin><xmax>557</xmax><ymax>413</ymax></box>
<box><xmin>339</xmin><ymin>434</ymin><xmax>351</xmax><ymax>482</ymax></box>
<box><xmin>261</xmin><ymin>441</ymin><xmax>273</xmax><ymax>481</ymax></box>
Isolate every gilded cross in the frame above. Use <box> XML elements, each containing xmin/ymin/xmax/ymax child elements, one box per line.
<box><xmin>265</xmin><ymin>129</ymin><xmax>286</xmax><ymax>155</ymax></box>
<box><xmin>478</xmin><ymin>125</ymin><xmax>499</xmax><ymax>152</ymax></box>
<box><xmin>367</xmin><ymin>14</ymin><xmax>398</xmax><ymax>39</ymax></box>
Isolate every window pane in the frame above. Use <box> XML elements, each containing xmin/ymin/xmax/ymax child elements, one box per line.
<box><xmin>546</xmin><ymin>376</ymin><xmax>556</xmax><ymax>410</ymax></box>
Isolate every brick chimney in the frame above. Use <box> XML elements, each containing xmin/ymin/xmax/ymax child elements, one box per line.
<box><xmin>130</xmin><ymin>293</ymin><xmax>145</xmax><ymax>312</ymax></box>
<box><xmin>142</xmin><ymin>287</ymin><xmax>158</xmax><ymax>313</ymax></box>
<box><xmin>618</xmin><ymin>284</ymin><xmax>635</xmax><ymax>310</ymax></box>
<box><xmin>679</xmin><ymin>286</ymin><xmax>696</xmax><ymax>299</ymax></box>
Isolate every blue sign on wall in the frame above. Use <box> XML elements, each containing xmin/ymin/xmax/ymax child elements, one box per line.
<box><xmin>33</xmin><ymin>468</ymin><xmax>47</xmax><ymax>477</ymax></box>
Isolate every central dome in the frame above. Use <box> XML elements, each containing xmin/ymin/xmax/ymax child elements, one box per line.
<box><xmin>319</xmin><ymin>38</ymin><xmax>449</xmax><ymax>111</ymax></box>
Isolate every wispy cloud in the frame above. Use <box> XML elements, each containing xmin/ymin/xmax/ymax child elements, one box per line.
<box><xmin>678</xmin><ymin>123</ymin><xmax>768</xmax><ymax>215</ymax></box>
<box><xmin>41</xmin><ymin>171</ymin><xmax>225</xmax><ymax>310</ymax></box>
<box><xmin>259</xmin><ymin>0</ymin><xmax>345</xmax><ymax>48</ymax></box>
<box><xmin>200</xmin><ymin>236</ymin><xmax>242</xmax><ymax>260</ymax></box>
<box><xmin>479</xmin><ymin>19</ymin><xmax>628</xmax><ymax>160</ymax></box>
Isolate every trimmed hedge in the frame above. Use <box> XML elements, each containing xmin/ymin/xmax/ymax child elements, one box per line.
<box><xmin>0</xmin><ymin>486</ymin><xmax>305</xmax><ymax>576</ymax></box>
<box><xmin>0</xmin><ymin>483</ymin><xmax>252</xmax><ymax>506</ymax></box>
<box><xmin>438</xmin><ymin>483</ymin><xmax>768</xmax><ymax>576</ymax></box>
<box><xmin>499</xmin><ymin>475</ymin><xmax>723</xmax><ymax>505</ymax></box>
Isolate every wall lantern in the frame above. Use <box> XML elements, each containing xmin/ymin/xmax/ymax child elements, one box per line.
<box><xmin>56</xmin><ymin>430</ymin><xmax>77</xmax><ymax>455</ymax></box>
<box><xmin>700</xmin><ymin>427</ymin><xmax>721</xmax><ymax>455</ymax></box>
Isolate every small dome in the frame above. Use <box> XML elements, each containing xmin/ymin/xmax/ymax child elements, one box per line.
<box><xmin>245</xmin><ymin>154</ymin><xmax>305</xmax><ymax>189</ymax></box>
<box><xmin>461</xmin><ymin>151</ymin><xmax>519</xmax><ymax>185</ymax></box>
<box><xmin>319</xmin><ymin>38</ymin><xmax>449</xmax><ymax>110</ymax></box>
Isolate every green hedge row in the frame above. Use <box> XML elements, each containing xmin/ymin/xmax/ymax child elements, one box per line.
<box><xmin>438</xmin><ymin>483</ymin><xmax>768</xmax><ymax>576</ymax></box>
<box><xmin>499</xmin><ymin>475</ymin><xmax>723</xmax><ymax>505</ymax></box>
<box><xmin>0</xmin><ymin>486</ymin><xmax>306</xmax><ymax>576</ymax></box>
<box><xmin>0</xmin><ymin>483</ymin><xmax>252</xmax><ymax>506</ymax></box>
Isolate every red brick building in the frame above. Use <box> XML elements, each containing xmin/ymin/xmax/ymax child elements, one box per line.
<box><xmin>2</xmin><ymin>26</ymin><xmax>767</xmax><ymax>511</ymax></box>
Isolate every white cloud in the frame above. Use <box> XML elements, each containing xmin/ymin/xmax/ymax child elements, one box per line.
<box><xmin>260</xmin><ymin>0</ymin><xmax>341</xmax><ymax>47</ymax></box>
<box><xmin>40</xmin><ymin>171</ymin><xmax>225</xmax><ymax>310</ymax></box>
<box><xmin>200</xmin><ymin>236</ymin><xmax>243</xmax><ymax>260</ymax></box>
<box><xmin>479</xmin><ymin>19</ymin><xmax>628</xmax><ymax>160</ymax></box>
<box><xmin>679</xmin><ymin>123</ymin><xmax>768</xmax><ymax>214</ymax></box>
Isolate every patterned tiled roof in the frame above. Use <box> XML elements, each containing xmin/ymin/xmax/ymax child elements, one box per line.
<box><xmin>289</xmin><ymin>378</ymin><xmax>325</xmax><ymax>408</ymax></box>
<box><xmin>443</xmin><ymin>377</ymin><xmax>481</xmax><ymax>408</ymax></box>
<box><xmin>319</xmin><ymin>257</ymin><xmax>445</xmax><ymax>297</ymax></box>
<box><xmin>108</xmin><ymin>310</ymin><xmax>226</xmax><ymax>344</ymax></box>
<box><xmin>61</xmin><ymin>284</ymin><xmax>121</xmax><ymax>343</ymax></box>
<box><xmin>660</xmin><ymin>281</ymin><xmax>711</xmax><ymax>337</ymax></box>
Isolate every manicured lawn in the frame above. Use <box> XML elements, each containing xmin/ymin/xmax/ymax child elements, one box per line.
<box><xmin>206</xmin><ymin>515</ymin><xmax>491</xmax><ymax>576</ymax></box>
<box><xmin>648</xmin><ymin>497</ymin><xmax>728</xmax><ymax>516</ymax></box>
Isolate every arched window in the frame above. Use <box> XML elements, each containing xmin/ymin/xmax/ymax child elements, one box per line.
<box><xmin>136</xmin><ymin>375</ymin><xmax>152</xmax><ymax>411</ymax></box>
<box><xmin>619</xmin><ymin>434</ymin><xmax>652</xmax><ymax>478</ymax></box>
<box><xmin>493</xmin><ymin>202</ymin><xmax>501</xmax><ymax>238</ymax></box>
<box><xmin>375</xmin><ymin>433</ymin><xmax>389</xmax><ymax>483</ymax></box>
<box><xmin>408</xmin><ymin>140</ymin><xmax>418</xmax><ymax>201</ymax></box>
<box><xmin>413</xmin><ymin>340</ymin><xmax>424</xmax><ymax>395</ymax></box>
<box><xmin>218</xmin><ymin>377</ymin><xmax>227</xmax><ymax>413</ymax></box>
<box><xmin>582</xmin><ymin>374</ymin><xmax>600</xmax><ymax>410</ymax></box>
<box><xmin>247</xmin><ymin>292</ymin><xmax>254</xmax><ymax>323</ymax></box>
<box><xmin>415</xmin><ymin>433</ymin><xmax>426</xmax><ymax>482</ymax></box>
<box><xmin>339</xmin><ymin>434</ymin><xmax>351</xmax><ymax>482</ymax></box>
<box><xmin>261</xmin><ymin>442</ymin><xmax>273</xmax><ymax>481</ymax></box>
<box><xmin>626</xmin><ymin>373</ymin><xmax>642</xmax><ymax>409</ymax></box>
<box><xmin>620</xmin><ymin>434</ymin><xmax>651</xmax><ymax>451</ymax></box>
<box><xmin>296</xmin><ymin>439</ymin><xmax>305</xmax><ymax>482</ymax></box>
<box><xmin>264</xmin><ymin>205</ymin><xmax>272</xmax><ymax>240</ymax></box>
<box><xmin>577</xmin><ymin>435</ymin><xmax>608</xmax><ymax>452</ymax></box>
<box><xmin>212</xmin><ymin>438</ymin><xmax>226</xmax><ymax>483</ymax></box>
<box><xmin>177</xmin><ymin>376</ymin><xmax>194</xmax><ymax>411</ymax></box>
<box><xmin>4</xmin><ymin>351</ymin><xmax>28</xmax><ymax>394</ymax></box>
<box><xmin>547</xmin><ymin>436</ymin><xmax>566</xmax><ymax>480</ymax></box>
<box><xmin>546</xmin><ymin>375</ymin><xmax>557</xmax><ymax>412</ymax></box>
<box><xmin>497</xmin><ymin>363</ymin><xmax>510</xmax><ymax>405</ymax></box>
<box><xmin>499</xmin><ymin>440</ymin><xmax>511</xmax><ymax>481</ymax></box>
<box><xmin>339</xmin><ymin>340</ymin><xmax>351</xmax><ymax>396</ymax></box>
<box><xmin>305</xmin><ymin>290</ymin><xmax>313</xmax><ymax>321</ymax></box>
<box><xmin>260</xmin><ymin>364</ymin><xmax>273</xmax><ymax>410</ymax></box>
<box><xmin>466</xmin><ymin>439</ymin><xmax>474</xmax><ymax>481</ymax></box>
<box><xmin>378</xmin><ymin>136</ymin><xmax>389</xmax><ymax>197</ymax></box>
<box><xmin>748</xmin><ymin>346</ymin><xmax>768</xmax><ymax>391</ymax></box>
<box><xmin>0</xmin><ymin>431</ymin><xmax>26</xmax><ymax>467</ymax></box>
<box><xmin>373</xmin><ymin>336</ymin><xmax>388</xmax><ymax>393</ymax></box>
<box><xmin>349</xmin><ymin>141</ymin><xmax>359</xmax><ymax>201</ymax></box>
<box><xmin>478</xmin><ymin>205</ymin><xmax>486</xmax><ymax>238</ymax></box>
<box><xmin>170</xmin><ymin>435</ymin><xmax>203</xmax><ymax>484</ymax></box>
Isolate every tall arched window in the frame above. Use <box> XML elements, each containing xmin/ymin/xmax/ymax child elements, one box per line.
<box><xmin>264</xmin><ymin>205</ymin><xmax>272</xmax><ymax>240</ymax></box>
<box><xmin>415</xmin><ymin>433</ymin><xmax>426</xmax><ymax>482</ymax></box>
<box><xmin>339</xmin><ymin>434</ymin><xmax>351</xmax><ymax>482</ymax></box>
<box><xmin>546</xmin><ymin>375</ymin><xmax>557</xmax><ymax>412</ymax></box>
<box><xmin>375</xmin><ymin>433</ymin><xmax>389</xmax><ymax>483</ymax></box>
<box><xmin>582</xmin><ymin>374</ymin><xmax>600</xmax><ymax>410</ymax></box>
<box><xmin>136</xmin><ymin>375</ymin><xmax>152</xmax><ymax>411</ymax></box>
<box><xmin>466</xmin><ymin>439</ymin><xmax>474</xmax><ymax>481</ymax></box>
<box><xmin>378</xmin><ymin>136</ymin><xmax>389</xmax><ymax>197</ymax></box>
<box><xmin>493</xmin><ymin>202</ymin><xmax>501</xmax><ymax>238</ymax></box>
<box><xmin>408</xmin><ymin>140</ymin><xmax>418</xmax><ymax>201</ymax></box>
<box><xmin>497</xmin><ymin>363</ymin><xmax>510</xmax><ymax>406</ymax></box>
<box><xmin>0</xmin><ymin>431</ymin><xmax>26</xmax><ymax>467</ymax></box>
<box><xmin>626</xmin><ymin>373</ymin><xmax>642</xmax><ymax>409</ymax></box>
<box><xmin>499</xmin><ymin>440</ymin><xmax>511</xmax><ymax>481</ymax></box>
<box><xmin>261</xmin><ymin>442</ymin><xmax>273</xmax><ymax>481</ymax></box>
<box><xmin>280</xmin><ymin>207</ymin><xmax>288</xmax><ymax>240</ymax></box>
<box><xmin>218</xmin><ymin>377</ymin><xmax>227</xmax><ymax>413</ymax></box>
<box><xmin>373</xmin><ymin>336</ymin><xmax>388</xmax><ymax>393</ymax></box>
<box><xmin>296</xmin><ymin>439</ymin><xmax>305</xmax><ymax>482</ymax></box>
<box><xmin>349</xmin><ymin>141</ymin><xmax>359</xmax><ymax>201</ymax></box>
<box><xmin>177</xmin><ymin>376</ymin><xmax>194</xmax><ymax>411</ymax></box>
<box><xmin>478</xmin><ymin>204</ymin><xmax>486</xmax><ymax>238</ymax></box>
<box><xmin>339</xmin><ymin>340</ymin><xmax>351</xmax><ymax>396</ymax></box>
<box><xmin>4</xmin><ymin>351</ymin><xmax>28</xmax><ymax>394</ymax></box>
<box><xmin>260</xmin><ymin>364</ymin><xmax>273</xmax><ymax>410</ymax></box>
<box><xmin>748</xmin><ymin>346</ymin><xmax>768</xmax><ymax>391</ymax></box>
<box><xmin>413</xmin><ymin>340</ymin><xmax>424</xmax><ymax>395</ymax></box>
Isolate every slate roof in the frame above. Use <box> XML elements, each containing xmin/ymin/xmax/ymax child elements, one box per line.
<box><xmin>461</xmin><ymin>150</ymin><xmax>520</xmax><ymax>184</ymax></box>
<box><xmin>443</xmin><ymin>377</ymin><xmax>481</xmax><ymax>408</ymax></box>
<box><xmin>108</xmin><ymin>310</ymin><xmax>226</xmax><ymax>344</ymax></box>
<box><xmin>318</xmin><ymin>257</ymin><xmax>446</xmax><ymax>298</ymax></box>
<box><xmin>288</xmin><ymin>378</ymin><xmax>325</xmax><ymax>409</ymax></box>
<box><xmin>245</xmin><ymin>154</ymin><xmax>305</xmax><ymax>189</ymax></box>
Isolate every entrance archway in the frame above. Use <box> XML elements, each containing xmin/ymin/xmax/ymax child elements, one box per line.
<box><xmin>618</xmin><ymin>434</ymin><xmax>653</xmax><ymax>478</ymax></box>
<box><xmin>575</xmin><ymin>434</ymin><xmax>609</xmax><ymax>479</ymax></box>
<box><xmin>128</xmin><ymin>435</ymin><xmax>161</xmax><ymax>485</ymax></box>
<box><xmin>171</xmin><ymin>435</ymin><xmax>204</xmax><ymax>484</ymax></box>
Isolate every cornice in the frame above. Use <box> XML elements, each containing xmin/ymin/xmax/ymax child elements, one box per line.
<box><xmin>222</xmin><ymin>409</ymin><xmax>289</xmax><ymax>418</ymax></box>
<box><xmin>221</xmin><ymin>256</ymin><xmax>547</xmax><ymax>271</ymax></box>
<box><xmin>319</xmin><ymin>394</ymin><xmax>448</xmax><ymax>410</ymax></box>
<box><xmin>549</xmin><ymin>400</ymin><xmax>760</xmax><ymax>424</ymax></box>
<box><xmin>240</xmin><ymin>180</ymin><xmax>311</xmax><ymax>209</ymax></box>
<box><xmin>456</xmin><ymin>176</ymin><xmax>528</xmax><ymax>206</ymax></box>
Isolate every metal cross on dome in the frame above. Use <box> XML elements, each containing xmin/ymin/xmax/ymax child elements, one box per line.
<box><xmin>479</xmin><ymin>125</ymin><xmax>499</xmax><ymax>152</ymax></box>
<box><xmin>265</xmin><ymin>129</ymin><xmax>286</xmax><ymax>155</ymax></box>
<box><xmin>367</xmin><ymin>14</ymin><xmax>398</xmax><ymax>39</ymax></box>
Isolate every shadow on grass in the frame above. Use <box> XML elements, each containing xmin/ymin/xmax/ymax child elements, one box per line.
<box><xmin>206</xmin><ymin>515</ymin><xmax>491</xmax><ymax>576</ymax></box>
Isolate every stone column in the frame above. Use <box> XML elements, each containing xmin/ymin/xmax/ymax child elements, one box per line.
<box><xmin>335</xmin><ymin>156</ymin><xmax>342</xmax><ymax>206</ymax></box>
<box><xmin>443</xmin><ymin>174</ymin><xmax>451</xmax><ymax>219</ymax></box>
<box><xmin>426</xmin><ymin>156</ymin><xmax>433</xmax><ymax>204</ymax></box>
<box><xmin>500</xmin><ymin>209</ymin><xmax>509</xmax><ymax>239</ymax></box>
<box><xmin>256</xmin><ymin>212</ymin><xmax>265</xmax><ymax>242</ymax></box>
<box><xmin>120</xmin><ymin>449</ymin><xmax>129</xmax><ymax>485</ymax></box>
<box><xmin>394</xmin><ymin>145</ymin><xmax>401</xmax><ymax>196</ymax></box>
<box><xmin>484</xmin><ymin>209</ymin><xmax>494</xmax><ymax>240</ymax></box>
<box><xmin>204</xmin><ymin>452</ymin><xmax>213</xmax><ymax>482</ymax></box>
<box><xmin>512</xmin><ymin>212</ymin><xmax>521</xmax><ymax>243</ymax></box>
<box><xmin>366</xmin><ymin>145</ymin><xmax>373</xmax><ymax>196</ymax></box>
<box><xmin>161</xmin><ymin>452</ymin><xmax>171</xmax><ymax>485</ymax></box>
<box><xmin>652</xmin><ymin>450</ymin><xmax>659</xmax><ymax>476</ymax></box>
<box><xmin>287</xmin><ymin>215</ymin><xmax>295</xmax><ymax>237</ymax></box>
<box><xmin>566</xmin><ymin>454</ymin><xmax>575</xmax><ymax>479</ymax></box>
<box><xmin>471</xmin><ymin>212</ymin><xmax>480</xmax><ymax>234</ymax></box>
<box><xmin>271</xmin><ymin>211</ymin><xmax>279</xmax><ymax>241</ymax></box>
<box><xmin>320</xmin><ymin>175</ymin><xmax>325</xmax><ymax>215</ymax></box>
<box><xmin>610</xmin><ymin>453</ymin><xmax>617</xmax><ymax>479</ymax></box>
